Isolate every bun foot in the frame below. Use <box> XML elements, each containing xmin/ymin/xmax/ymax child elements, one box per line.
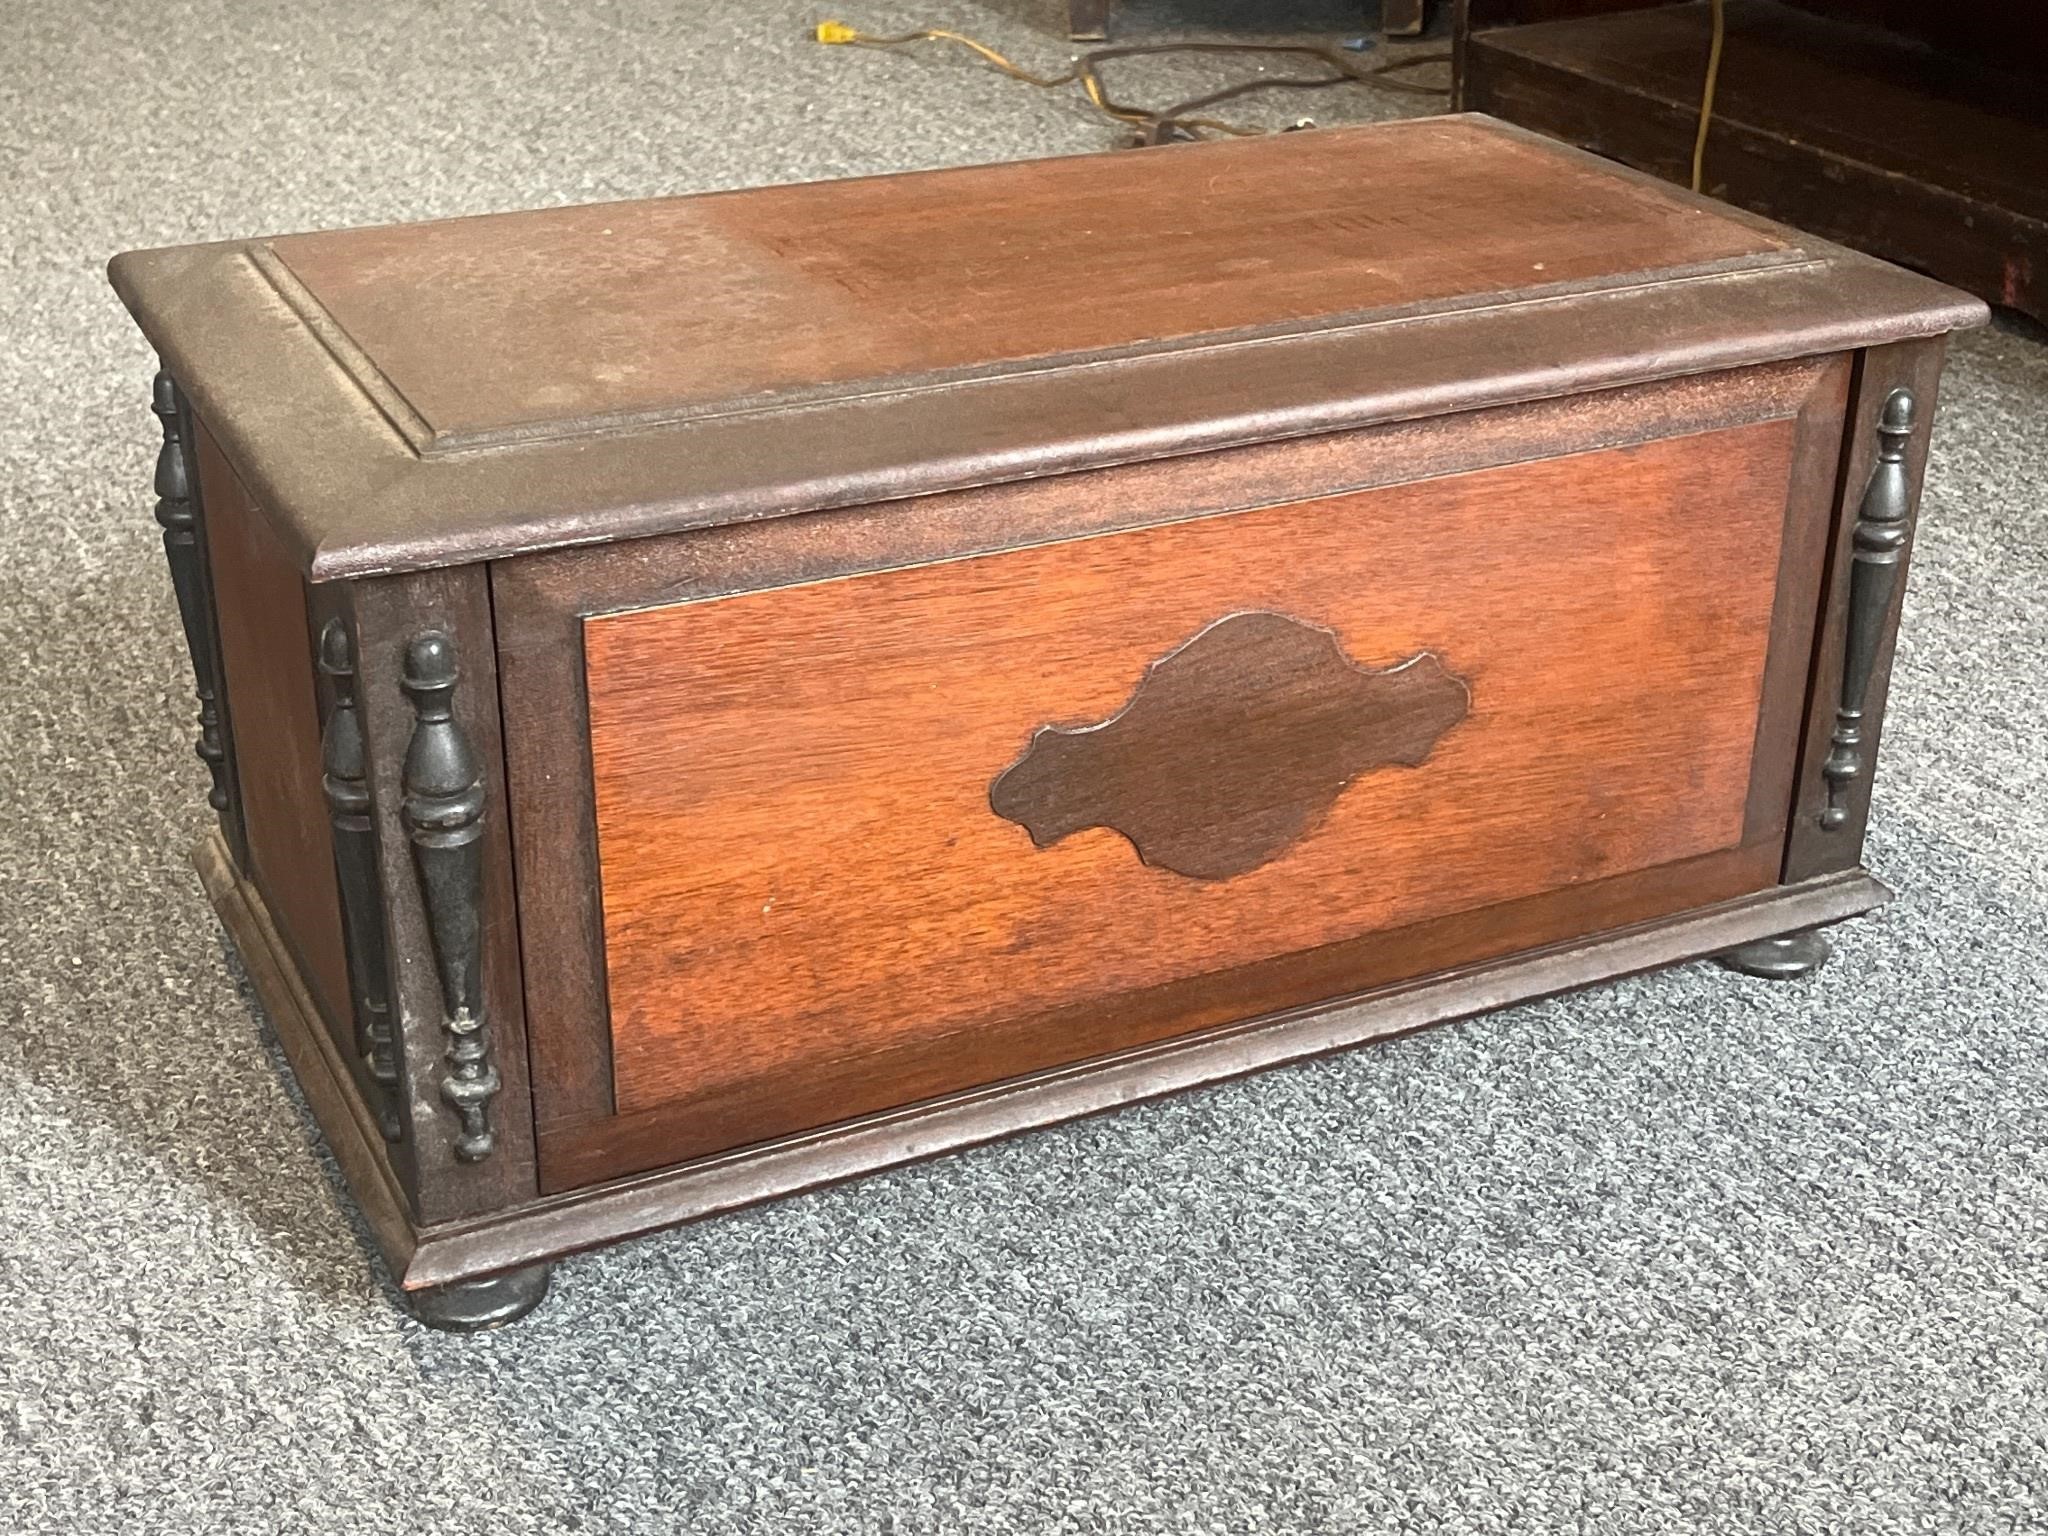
<box><xmin>1717</xmin><ymin>929</ymin><xmax>1832</xmax><ymax>980</ymax></box>
<box><xmin>403</xmin><ymin>1262</ymin><xmax>552</xmax><ymax>1331</ymax></box>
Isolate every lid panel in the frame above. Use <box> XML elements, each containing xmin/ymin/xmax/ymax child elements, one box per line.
<box><xmin>267</xmin><ymin>117</ymin><xmax>1789</xmax><ymax>450</ymax></box>
<box><xmin>111</xmin><ymin>115</ymin><xmax>1985</xmax><ymax>579</ymax></box>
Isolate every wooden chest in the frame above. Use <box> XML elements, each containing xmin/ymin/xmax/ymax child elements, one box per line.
<box><xmin>111</xmin><ymin>115</ymin><xmax>1984</xmax><ymax>1329</ymax></box>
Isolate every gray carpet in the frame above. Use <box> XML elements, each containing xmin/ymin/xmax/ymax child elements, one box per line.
<box><xmin>3</xmin><ymin>1</ymin><xmax>2045</xmax><ymax>1531</ymax></box>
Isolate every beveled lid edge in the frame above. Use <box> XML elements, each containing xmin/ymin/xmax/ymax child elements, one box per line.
<box><xmin>107</xmin><ymin>120</ymin><xmax>1989</xmax><ymax>583</ymax></box>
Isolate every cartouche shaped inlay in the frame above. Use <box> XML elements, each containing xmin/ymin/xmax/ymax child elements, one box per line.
<box><xmin>989</xmin><ymin>610</ymin><xmax>1470</xmax><ymax>881</ymax></box>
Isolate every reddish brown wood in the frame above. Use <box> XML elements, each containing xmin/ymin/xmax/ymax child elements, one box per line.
<box><xmin>580</xmin><ymin>420</ymin><xmax>1798</xmax><ymax>1145</ymax></box>
<box><xmin>194</xmin><ymin>424</ymin><xmax>352</xmax><ymax>1046</ymax></box>
<box><xmin>989</xmin><ymin>613</ymin><xmax>1471</xmax><ymax>881</ymax></box>
<box><xmin>440</xmin><ymin>867</ymin><xmax>1891</xmax><ymax>1277</ymax></box>
<box><xmin>536</xmin><ymin>358</ymin><xmax>1851</xmax><ymax>1187</ymax></box>
<box><xmin>526</xmin><ymin>354</ymin><xmax>1849</xmax><ymax>1190</ymax></box>
<box><xmin>109</xmin><ymin>121</ymin><xmax>1976</xmax><ymax>583</ymax></box>
<box><xmin>496</xmin><ymin>357</ymin><xmax>1845</xmax><ymax>1163</ymax></box>
<box><xmin>540</xmin><ymin>841</ymin><xmax>1786</xmax><ymax>1189</ymax></box>
<box><xmin>264</xmin><ymin>118</ymin><xmax>1786</xmax><ymax>453</ymax></box>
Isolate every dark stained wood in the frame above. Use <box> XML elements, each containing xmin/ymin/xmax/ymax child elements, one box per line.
<box><xmin>1459</xmin><ymin>0</ymin><xmax>2048</xmax><ymax>323</ymax></box>
<box><xmin>1743</xmin><ymin>350</ymin><xmax>1852</xmax><ymax>844</ymax></box>
<box><xmin>265</xmin><ymin>119</ymin><xmax>1786</xmax><ymax>451</ymax></box>
<box><xmin>158</xmin><ymin>381</ymin><xmax>248</xmax><ymax>870</ymax></box>
<box><xmin>345</xmin><ymin>572</ymin><xmax>540</xmax><ymax>1224</ymax></box>
<box><xmin>496</xmin><ymin>356</ymin><xmax>1846</xmax><ymax>1156</ymax></box>
<box><xmin>1462</xmin><ymin>0</ymin><xmax>1652</xmax><ymax>21</ymax></box>
<box><xmin>1782</xmin><ymin>1</ymin><xmax>2048</xmax><ymax>71</ymax></box>
<box><xmin>194</xmin><ymin>828</ymin><xmax>416</xmax><ymax>1282</ymax></box>
<box><xmin>415</xmin><ymin>868</ymin><xmax>1892</xmax><ymax>1286</ymax></box>
<box><xmin>304</xmin><ymin>584</ymin><xmax>404</xmax><ymax>1139</ymax></box>
<box><xmin>575</xmin><ymin>420</ymin><xmax>1804</xmax><ymax>1152</ymax></box>
<box><xmin>1457</xmin><ymin>0</ymin><xmax>2048</xmax><ymax>93</ymax></box>
<box><xmin>194</xmin><ymin>425</ymin><xmax>353</xmax><ymax>1048</ymax></box>
<box><xmin>1384</xmin><ymin>0</ymin><xmax>1429</xmax><ymax>36</ymax></box>
<box><xmin>988</xmin><ymin>613</ymin><xmax>1472</xmax><ymax>881</ymax></box>
<box><xmin>495</xmin><ymin>611</ymin><xmax>612</xmax><ymax>1133</ymax></box>
<box><xmin>1783</xmin><ymin>337</ymin><xmax>1947</xmax><ymax>881</ymax></box>
<box><xmin>108</xmin><ymin>119</ymin><xmax>1979</xmax><ymax>582</ymax></box>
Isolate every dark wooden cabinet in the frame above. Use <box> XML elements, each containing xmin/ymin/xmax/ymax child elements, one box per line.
<box><xmin>1455</xmin><ymin>0</ymin><xmax>2048</xmax><ymax>324</ymax></box>
<box><xmin>1071</xmin><ymin>2</ymin><xmax>1431</xmax><ymax>40</ymax></box>
<box><xmin>112</xmin><ymin>115</ymin><xmax>1983</xmax><ymax>1329</ymax></box>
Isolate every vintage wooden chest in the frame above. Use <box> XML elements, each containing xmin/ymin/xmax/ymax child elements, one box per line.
<box><xmin>112</xmin><ymin>115</ymin><xmax>1984</xmax><ymax>1329</ymax></box>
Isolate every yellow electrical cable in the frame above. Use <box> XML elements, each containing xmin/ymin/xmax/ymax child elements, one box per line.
<box><xmin>815</xmin><ymin>19</ymin><xmax>1447</xmax><ymax>141</ymax></box>
<box><xmin>1691</xmin><ymin>0</ymin><xmax>1726</xmax><ymax>193</ymax></box>
<box><xmin>816</xmin><ymin>21</ymin><xmax>1238</xmax><ymax>133</ymax></box>
<box><xmin>816</xmin><ymin>22</ymin><xmax>1081</xmax><ymax>90</ymax></box>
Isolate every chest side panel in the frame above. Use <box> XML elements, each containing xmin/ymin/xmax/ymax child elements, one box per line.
<box><xmin>586</xmin><ymin>421</ymin><xmax>1793</xmax><ymax>1124</ymax></box>
<box><xmin>195</xmin><ymin>426</ymin><xmax>352</xmax><ymax>1044</ymax></box>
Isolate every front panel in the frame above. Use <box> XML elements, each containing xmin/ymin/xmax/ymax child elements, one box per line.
<box><xmin>497</xmin><ymin>358</ymin><xmax>1850</xmax><ymax>1191</ymax></box>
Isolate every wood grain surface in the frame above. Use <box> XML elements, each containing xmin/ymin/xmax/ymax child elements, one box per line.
<box><xmin>269</xmin><ymin>117</ymin><xmax>1787</xmax><ymax>448</ymax></box>
<box><xmin>988</xmin><ymin>613</ymin><xmax>1471</xmax><ymax>880</ymax></box>
<box><xmin>195</xmin><ymin>426</ymin><xmax>352</xmax><ymax>1048</ymax></box>
<box><xmin>583</xmin><ymin>419</ymin><xmax>1801</xmax><ymax>1135</ymax></box>
<box><xmin>497</xmin><ymin>358</ymin><xmax>1846</xmax><ymax>1186</ymax></box>
<box><xmin>435</xmin><ymin>868</ymin><xmax>1889</xmax><ymax>1279</ymax></box>
<box><xmin>496</xmin><ymin>358</ymin><xmax>1840</xmax><ymax>1153</ymax></box>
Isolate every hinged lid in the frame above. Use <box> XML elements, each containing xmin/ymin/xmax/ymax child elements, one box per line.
<box><xmin>110</xmin><ymin>114</ymin><xmax>1983</xmax><ymax>579</ymax></box>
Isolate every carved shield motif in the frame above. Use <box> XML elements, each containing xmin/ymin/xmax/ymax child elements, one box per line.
<box><xmin>989</xmin><ymin>611</ymin><xmax>1470</xmax><ymax>881</ymax></box>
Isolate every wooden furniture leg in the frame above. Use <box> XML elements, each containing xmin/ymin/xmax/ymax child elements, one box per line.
<box><xmin>1069</xmin><ymin>0</ymin><xmax>1110</xmax><ymax>41</ymax></box>
<box><xmin>1717</xmin><ymin>929</ymin><xmax>1833</xmax><ymax>979</ymax></box>
<box><xmin>406</xmin><ymin>1264</ymin><xmax>553</xmax><ymax>1331</ymax></box>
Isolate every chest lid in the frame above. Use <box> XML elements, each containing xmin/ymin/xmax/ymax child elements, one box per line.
<box><xmin>110</xmin><ymin>113</ymin><xmax>1982</xmax><ymax>579</ymax></box>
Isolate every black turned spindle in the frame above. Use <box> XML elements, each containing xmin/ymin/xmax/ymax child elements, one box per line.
<box><xmin>400</xmin><ymin>631</ymin><xmax>499</xmax><ymax>1164</ymax></box>
<box><xmin>151</xmin><ymin>373</ymin><xmax>230</xmax><ymax>813</ymax></box>
<box><xmin>319</xmin><ymin>620</ymin><xmax>402</xmax><ymax>1142</ymax></box>
<box><xmin>1822</xmin><ymin>388</ymin><xmax>1916</xmax><ymax>830</ymax></box>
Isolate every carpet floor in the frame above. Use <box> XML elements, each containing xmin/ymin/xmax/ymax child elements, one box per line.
<box><xmin>2</xmin><ymin>2</ymin><xmax>2045</xmax><ymax>1532</ymax></box>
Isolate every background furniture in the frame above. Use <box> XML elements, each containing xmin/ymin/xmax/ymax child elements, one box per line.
<box><xmin>1070</xmin><ymin>0</ymin><xmax>1111</xmax><ymax>38</ymax></box>
<box><xmin>1455</xmin><ymin>0</ymin><xmax>2048</xmax><ymax>324</ymax></box>
<box><xmin>1071</xmin><ymin>1</ymin><xmax>1430</xmax><ymax>41</ymax></box>
<box><xmin>1386</xmin><ymin>0</ymin><xmax>1427</xmax><ymax>32</ymax></box>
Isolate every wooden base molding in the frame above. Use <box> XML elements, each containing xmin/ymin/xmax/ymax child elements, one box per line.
<box><xmin>202</xmin><ymin>825</ymin><xmax>1887</xmax><ymax>1293</ymax></box>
